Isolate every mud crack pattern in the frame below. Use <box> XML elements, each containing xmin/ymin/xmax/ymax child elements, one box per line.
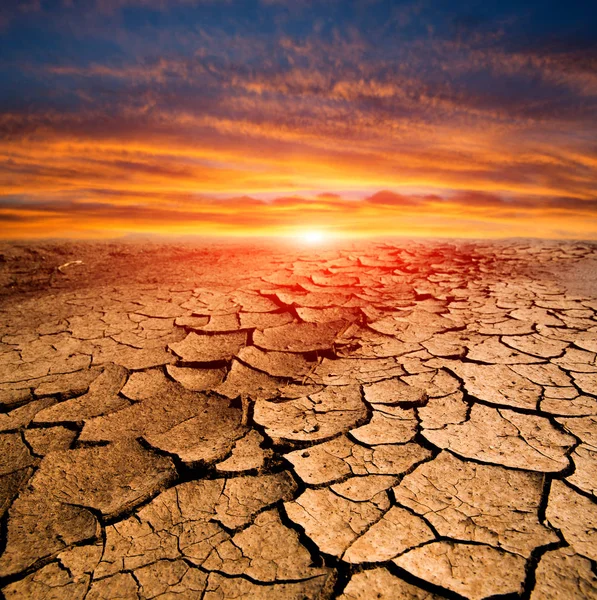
<box><xmin>0</xmin><ymin>239</ymin><xmax>596</xmax><ymax>599</ymax></box>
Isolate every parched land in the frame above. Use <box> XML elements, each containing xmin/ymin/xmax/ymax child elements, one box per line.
<box><xmin>0</xmin><ymin>238</ymin><xmax>596</xmax><ymax>600</ymax></box>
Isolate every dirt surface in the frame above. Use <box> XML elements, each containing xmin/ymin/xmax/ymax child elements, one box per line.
<box><xmin>0</xmin><ymin>238</ymin><xmax>596</xmax><ymax>599</ymax></box>
<box><xmin>543</xmin><ymin>256</ymin><xmax>597</xmax><ymax>298</ymax></box>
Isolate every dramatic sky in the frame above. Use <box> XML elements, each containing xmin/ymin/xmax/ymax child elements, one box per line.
<box><xmin>2</xmin><ymin>0</ymin><xmax>597</xmax><ymax>239</ymax></box>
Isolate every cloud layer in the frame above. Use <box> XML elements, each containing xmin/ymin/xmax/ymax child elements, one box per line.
<box><xmin>1</xmin><ymin>0</ymin><xmax>596</xmax><ymax>238</ymax></box>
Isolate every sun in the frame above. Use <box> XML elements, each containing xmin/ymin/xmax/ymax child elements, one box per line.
<box><xmin>300</xmin><ymin>230</ymin><xmax>326</xmax><ymax>244</ymax></box>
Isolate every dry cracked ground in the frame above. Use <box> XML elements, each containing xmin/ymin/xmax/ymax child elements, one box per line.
<box><xmin>0</xmin><ymin>238</ymin><xmax>596</xmax><ymax>600</ymax></box>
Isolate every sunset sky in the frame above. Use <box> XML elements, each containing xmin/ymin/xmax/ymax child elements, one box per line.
<box><xmin>1</xmin><ymin>0</ymin><xmax>597</xmax><ymax>239</ymax></box>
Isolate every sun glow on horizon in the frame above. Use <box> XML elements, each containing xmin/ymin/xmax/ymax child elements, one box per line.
<box><xmin>299</xmin><ymin>229</ymin><xmax>327</xmax><ymax>245</ymax></box>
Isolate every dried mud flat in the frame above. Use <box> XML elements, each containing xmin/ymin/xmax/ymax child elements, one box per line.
<box><xmin>0</xmin><ymin>238</ymin><xmax>596</xmax><ymax>600</ymax></box>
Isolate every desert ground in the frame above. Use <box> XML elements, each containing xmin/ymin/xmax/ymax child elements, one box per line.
<box><xmin>0</xmin><ymin>238</ymin><xmax>596</xmax><ymax>600</ymax></box>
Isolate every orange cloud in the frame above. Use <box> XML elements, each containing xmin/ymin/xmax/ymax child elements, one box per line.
<box><xmin>1</xmin><ymin>188</ymin><xmax>596</xmax><ymax>241</ymax></box>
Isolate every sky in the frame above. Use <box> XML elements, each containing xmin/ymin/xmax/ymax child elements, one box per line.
<box><xmin>1</xmin><ymin>0</ymin><xmax>597</xmax><ymax>240</ymax></box>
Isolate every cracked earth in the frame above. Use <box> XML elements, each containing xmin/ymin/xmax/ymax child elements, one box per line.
<box><xmin>0</xmin><ymin>239</ymin><xmax>596</xmax><ymax>599</ymax></box>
